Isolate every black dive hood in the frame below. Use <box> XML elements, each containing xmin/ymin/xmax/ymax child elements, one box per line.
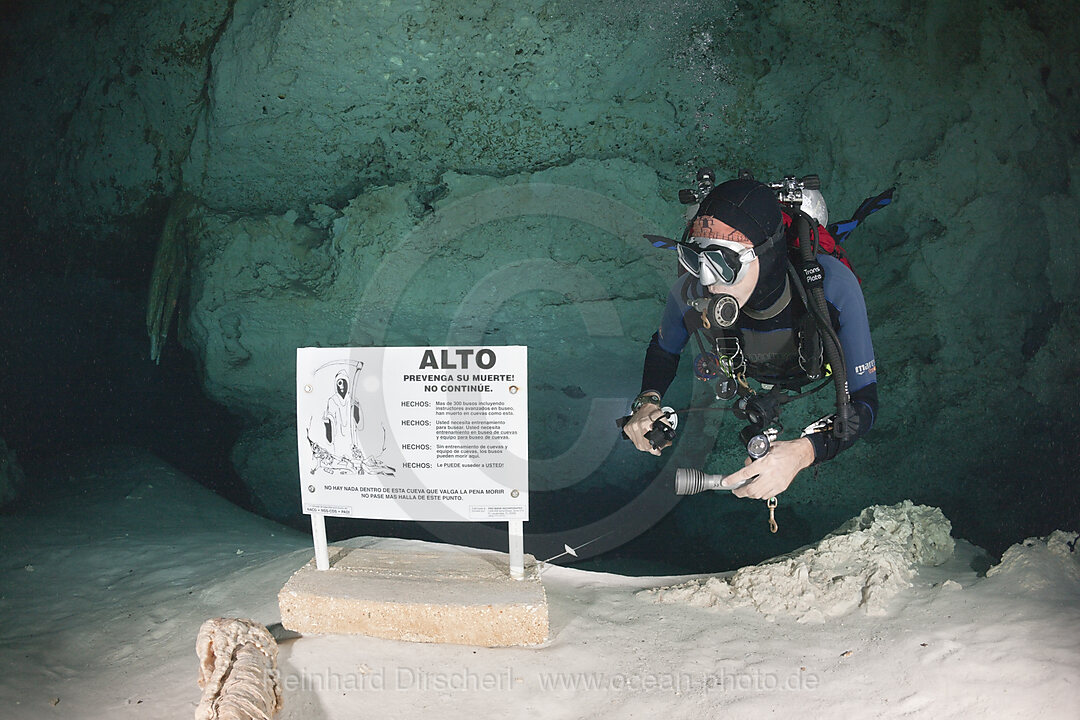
<box><xmin>694</xmin><ymin>178</ymin><xmax>788</xmax><ymax>313</ymax></box>
<box><xmin>744</xmin><ymin>225</ymin><xmax>788</xmax><ymax>312</ymax></box>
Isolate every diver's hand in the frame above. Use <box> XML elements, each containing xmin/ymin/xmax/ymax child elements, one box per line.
<box><xmin>721</xmin><ymin>438</ymin><xmax>815</xmax><ymax>499</ymax></box>
<box><xmin>624</xmin><ymin>402</ymin><xmax>672</xmax><ymax>456</ymax></box>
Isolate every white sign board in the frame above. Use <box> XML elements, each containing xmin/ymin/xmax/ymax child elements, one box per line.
<box><xmin>296</xmin><ymin>346</ymin><xmax>528</xmax><ymax>522</ymax></box>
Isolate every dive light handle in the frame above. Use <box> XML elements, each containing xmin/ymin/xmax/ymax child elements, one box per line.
<box><xmin>674</xmin><ymin>467</ymin><xmax>754</xmax><ymax>495</ymax></box>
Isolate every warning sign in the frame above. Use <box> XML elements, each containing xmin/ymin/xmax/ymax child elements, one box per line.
<box><xmin>296</xmin><ymin>346</ymin><xmax>528</xmax><ymax>521</ymax></box>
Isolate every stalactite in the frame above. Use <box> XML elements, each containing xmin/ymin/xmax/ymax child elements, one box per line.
<box><xmin>0</xmin><ymin>436</ymin><xmax>25</xmax><ymax>507</ymax></box>
<box><xmin>195</xmin><ymin>617</ymin><xmax>282</xmax><ymax>720</ymax></box>
<box><xmin>147</xmin><ymin>192</ymin><xmax>196</xmax><ymax>364</ymax></box>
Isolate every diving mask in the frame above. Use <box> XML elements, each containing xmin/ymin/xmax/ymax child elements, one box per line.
<box><xmin>677</xmin><ymin>238</ymin><xmax>757</xmax><ymax>286</ymax></box>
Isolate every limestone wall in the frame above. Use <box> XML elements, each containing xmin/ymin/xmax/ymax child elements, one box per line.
<box><xmin>2</xmin><ymin>0</ymin><xmax>1077</xmax><ymax>553</ymax></box>
<box><xmin>180</xmin><ymin>158</ymin><xmax>679</xmax><ymax>517</ymax></box>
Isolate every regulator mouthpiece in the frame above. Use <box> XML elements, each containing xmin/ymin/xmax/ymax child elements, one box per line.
<box><xmin>689</xmin><ymin>294</ymin><xmax>740</xmax><ymax>329</ymax></box>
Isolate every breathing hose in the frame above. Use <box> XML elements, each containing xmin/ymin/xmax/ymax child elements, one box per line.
<box><xmin>790</xmin><ymin>210</ymin><xmax>857</xmax><ymax>442</ymax></box>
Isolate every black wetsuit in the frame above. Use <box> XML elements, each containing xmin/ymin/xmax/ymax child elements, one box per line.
<box><xmin>641</xmin><ymin>254</ymin><xmax>878</xmax><ymax>463</ymax></box>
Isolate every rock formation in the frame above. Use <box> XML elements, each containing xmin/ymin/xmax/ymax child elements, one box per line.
<box><xmin>195</xmin><ymin>618</ymin><xmax>282</xmax><ymax>720</ymax></box>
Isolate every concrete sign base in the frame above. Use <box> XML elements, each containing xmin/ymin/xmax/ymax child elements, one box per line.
<box><xmin>278</xmin><ymin>545</ymin><xmax>548</xmax><ymax>647</ymax></box>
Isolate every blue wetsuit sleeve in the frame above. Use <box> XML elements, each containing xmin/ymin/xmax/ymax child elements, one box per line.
<box><xmin>820</xmin><ymin>255</ymin><xmax>876</xmax><ymax>392</ymax></box>
<box><xmin>640</xmin><ymin>277</ymin><xmax>693</xmax><ymax>396</ymax></box>
<box><xmin>804</xmin><ymin>256</ymin><xmax>879</xmax><ymax>463</ymax></box>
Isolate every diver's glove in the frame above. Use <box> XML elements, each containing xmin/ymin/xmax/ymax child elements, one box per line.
<box><xmin>801</xmin><ymin>402</ymin><xmax>862</xmax><ymax>463</ymax></box>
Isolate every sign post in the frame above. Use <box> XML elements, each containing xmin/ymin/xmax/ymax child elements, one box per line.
<box><xmin>508</xmin><ymin>519</ymin><xmax>524</xmax><ymax>580</ymax></box>
<box><xmin>296</xmin><ymin>346</ymin><xmax>529</xmax><ymax>578</ymax></box>
<box><xmin>311</xmin><ymin>513</ymin><xmax>330</xmax><ymax>571</ymax></box>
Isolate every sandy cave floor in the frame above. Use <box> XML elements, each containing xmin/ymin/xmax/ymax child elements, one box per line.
<box><xmin>0</xmin><ymin>448</ymin><xmax>1077</xmax><ymax>719</ymax></box>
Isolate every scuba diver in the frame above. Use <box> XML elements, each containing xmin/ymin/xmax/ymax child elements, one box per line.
<box><xmin>622</xmin><ymin>171</ymin><xmax>886</xmax><ymax>509</ymax></box>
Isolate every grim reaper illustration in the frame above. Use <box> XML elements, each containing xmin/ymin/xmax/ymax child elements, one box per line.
<box><xmin>306</xmin><ymin>360</ymin><xmax>395</xmax><ymax>476</ymax></box>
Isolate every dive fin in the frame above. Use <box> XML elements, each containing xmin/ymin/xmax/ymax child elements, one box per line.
<box><xmin>827</xmin><ymin>188</ymin><xmax>895</xmax><ymax>245</ymax></box>
<box><xmin>644</xmin><ymin>234</ymin><xmax>679</xmax><ymax>249</ymax></box>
